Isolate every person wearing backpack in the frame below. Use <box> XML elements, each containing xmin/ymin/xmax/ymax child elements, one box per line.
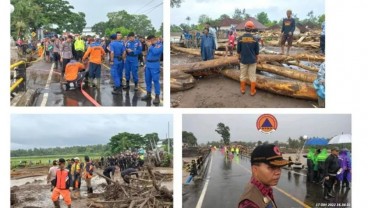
<box><xmin>83</xmin><ymin>156</ymin><xmax>94</xmax><ymax>194</ymax></box>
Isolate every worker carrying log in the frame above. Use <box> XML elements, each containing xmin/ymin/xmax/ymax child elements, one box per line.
<box><xmin>237</xmin><ymin>21</ymin><xmax>260</xmax><ymax>95</ymax></box>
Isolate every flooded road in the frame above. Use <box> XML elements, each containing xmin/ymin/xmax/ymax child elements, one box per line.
<box><xmin>20</xmin><ymin>60</ymin><xmax>163</xmax><ymax>106</ymax></box>
<box><xmin>183</xmin><ymin>150</ymin><xmax>351</xmax><ymax>208</ymax></box>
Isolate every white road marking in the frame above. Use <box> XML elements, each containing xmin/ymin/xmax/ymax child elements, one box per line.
<box><xmin>196</xmin><ymin>153</ymin><xmax>213</xmax><ymax>208</ymax></box>
<box><xmin>40</xmin><ymin>64</ymin><xmax>54</xmax><ymax>106</ymax></box>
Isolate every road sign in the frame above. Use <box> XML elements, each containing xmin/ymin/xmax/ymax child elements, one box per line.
<box><xmin>31</xmin><ymin>32</ymin><xmax>36</xmax><ymax>37</ymax></box>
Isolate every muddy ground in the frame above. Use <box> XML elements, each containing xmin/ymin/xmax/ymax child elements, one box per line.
<box><xmin>170</xmin><ymin>46</ymin><xmax>320</xmax><ymax>108</ymax></box>
<box><xmin>11</xmin><ymin>166</ymin><xmax>173</xmax><ymax>208</ymax></box>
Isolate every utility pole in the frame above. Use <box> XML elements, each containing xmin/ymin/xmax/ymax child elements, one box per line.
<box><xmin>168</xmin><ymin>122</ymin><xmax>170</xmax><ymax>154</ymax></box>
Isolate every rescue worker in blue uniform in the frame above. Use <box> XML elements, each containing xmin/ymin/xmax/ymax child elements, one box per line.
<box><xmin>123</xmin><ymin>32</ymin><xmax>142</xmax><ymax>91</ymax></box>
<box><xmin>109</xmin><ymin>34</ymin><xmax>125</xmax><ymax>95</ymax></box>
<box><xmin>141</xmin><ymin>35</ymin><xmax>163</xmax><ymax>105</ymax></box>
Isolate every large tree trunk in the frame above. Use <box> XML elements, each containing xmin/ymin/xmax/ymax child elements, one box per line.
<box><xmin>170</xmin><ymin>70</ymin><xmax>196</xmax><ymax>92</ymax></box>
<box><xmin>171</xmin><ymin>44</ymin><xmax>226</xmax><ymax>56</ymax></box>
<box><xmin>170</xmin><ymin>53</ymin><xmax>324</xmax><ymax>73</ymax></box>
<box><xmin>220</xmin><ymin>69</ymin><xmax>318</xmax><ymax>100</ymax></box>
<box><xmin>257</xmin><ymin>63</ymin><xmax>317</xmax><ymax>83</ymax></box>
<box><xmin>287</xmin><ymin>61</ymin><xmax>319</xmax><ymax>72</ymax></box>
<box><xmin>266</xmin><ymin>40</ymin><xmax>320</xmax><ymax>49</ymax></box>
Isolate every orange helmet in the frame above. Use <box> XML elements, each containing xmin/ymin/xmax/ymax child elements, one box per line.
<box><xmin>245</xmin><ymin>21</ymin><xmax>255</xmax><ymax>29</ymax></box>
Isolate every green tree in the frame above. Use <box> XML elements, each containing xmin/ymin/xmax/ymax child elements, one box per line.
<box><xmin>170</xmin><ymin>0</ymin><xmax>183</xmax><ymax>8</ymax></box>
<box><xmin>105</xmin><ymin>27</ymin><xmax>131</xmax><ymax>37</ymax></box>
<box><xmin>198</xmin><ymin>14</ymin><xmax>211</xmax><ymax>24</ymax></box>
<box><xmin>256</xmin><ymin>12</ymin><xmax>271</xmax><ymax>26</ymax></box>
<box><xmin>215</xmin><ymin>123</ymin><xmax>230</xmax><ymax>145</ymax></box>
<box><xmin>257</xmin><ymin>140</ymin><xmax>263</xmax><ymax>146</ymax></box>
<box><xmin>144</xmin><ymin>133</ymin><xmax>160</xmax><ymax>150</ymax></box>
<box><xmin>92</xmin><ymin>21</ymin><xmax>108</xmax><ymax>36</ymax></box>
<box><xmin>105</xmin><ymin>10</ymin><xmax>155</xmax><ymax>36</ymax></box>
<box><xmin>233</xmin><ymin>8</ymin><xmax>249</xmax><ymax>20</ymax></box>
<box><xmin>11</xmin><ymin>0</ymin><xmax>87</xmax><ymax>38</ymax></box>
<box><xmin>186</xmin><ymin>16</ymin><xmax>191</xmax><ymax>26</ymax></box>
<box><xmin>182</xmin><ymin>131</ymin><xmax>198</xmax><ymax>146</ymax></box>
<box><xmin>170</xmin><ymin>24</ymin><xmax>183</xmax><ymax>32</ymax></box>
<box><xmin>318</xmin><ymin>14</ymin><xmax>325</xmax><ymax>25</ymax></box>
<box><xmin>219</xmin><ymin>14</ymin><xmax>231</xmax><ymax>20</ymax></box>
<box><xmin>108</xmin><ymin>132</ymin><xmax>145</xmax><ymax>154</ymax></box>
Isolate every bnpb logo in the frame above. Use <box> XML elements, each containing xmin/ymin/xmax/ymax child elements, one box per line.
<box><xmin>256</xmin><ymin>114</ymin><xmax>278</xmax><ymax>134</ymax></box>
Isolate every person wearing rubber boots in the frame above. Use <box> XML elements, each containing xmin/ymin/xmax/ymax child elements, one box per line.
<box><xmin>51</xmin><ymin>158</ymin><xmax>72</xmax><ymax>208</ymax></box>
<box><xmin>82</xmin><ymin>38</ymin><xmax>105</xmax><ymax>89</ymax></box>
<box><xmin>141</xmin><ymin>35</ymin><xmax>163</xmax><ymax>105</ymax></box>
<box><xmin>123</xmin><ymin>32</ymin><xmax>142</xmax><ymax>91</ymax></box>
<box><xmin>237</xmin><ymin>21</ymin><xmax>259</xmax><ymax>96</ymax></box>
<box><xmin>109</xmin><ymin>34</ymin><xmax>125</xmax><ymax>95</ymax></box>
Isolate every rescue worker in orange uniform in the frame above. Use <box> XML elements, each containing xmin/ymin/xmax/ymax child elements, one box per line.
<box><xmin>237</xmin><ymin>21</ymin><xmax>259</xmax><ymax>96</ymax></box>
<box><xmin>83</xmin><ymin>156</ymin><xmax>94</xmax><ymax>193</ymax></box>
<box><xmin>51</xmin><ymin>158</ymin><xmax>72</xmax><ymax>208</ymax></box>
<box><xmin>64</xmin><ymin>59</ymin><xmax>86</xmax><ymax>90</ymax></box>
<box><xmin>82</xmin><ymin>38</ymin><xmax>105</xmax><ymax>89</ymax></box>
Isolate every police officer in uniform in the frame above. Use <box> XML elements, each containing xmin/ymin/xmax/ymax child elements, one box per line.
<box><xmin>141</xmin><ymin>35</ymin><xmax>163</xmax><ymax>105</ymax></box>
<box><xmin>238</xmin><ymin>144</ymin><xmax>289</xmax><ymax>208</ymax></box>
<box><xmin>109</xmin><ymin>34</ymin><xmax>125</xmax><ymax>95</ymax></box>
<box><xmin>323</xmin><ymin>147</ymin><xmax>340</xmax><ymax>200</ymax></box>
<box><xmin>123</xmin><ymin>32</ymin><xmax>142</xmax><ymax>91</ymax></box>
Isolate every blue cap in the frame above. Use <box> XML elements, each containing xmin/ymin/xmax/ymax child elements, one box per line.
<box><xmin>110</xmin><ymin>34</ymin><xmax>117</xmax><ymax>39</ymax></box>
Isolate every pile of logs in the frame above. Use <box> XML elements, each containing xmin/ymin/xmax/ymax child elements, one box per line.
<box><xmin>171</xmin><ymin>45</ymin><xmax>325</xmax><ymax>101</ymax></box>
<box><xmin>89</xmin><ymin>166</ymin><xmax>173</xmax><ymax>208</ymax></box>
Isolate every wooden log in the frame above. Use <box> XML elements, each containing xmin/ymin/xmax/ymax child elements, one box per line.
<box><xmin>257</xmin><ymin>63</ymin><xmax>317</xmax><ymax>83</ymax></box>
<box><xmin>220</xmin><ymin>69</ymin><xmax>318</xmax><ymax>100</ymax></box>
<box><xmin>266</xmin><ymin>40</ymin><xmax>320</xmax><ymax>49</ymax></box>
<box><xmin>171</xmin><ymin>46</ymin><xmax>324</xmax><ymax>73</ymax></box>
<box><xmin>147</xmin><ymin>166</ymin><xmax>173</xmax><ymax>200</ymax></box>
<box><xmin>170</xmin><ymin>70</ymin><xmax>196</xmax><ymax>92</ymax></box>
<box><xmin>171</xmin><ymin>44</ymin><xmax>226</xmax><ymax>56</ymax></box>
<box><xmin>287</xmin><ymin>61</ymin><xmax>319</xmax><ymax>72</ymax></box>
<box><xmin>95</xmin><ymin>172</ymin><xmax>129</xmax><ymax>197</ymax></box>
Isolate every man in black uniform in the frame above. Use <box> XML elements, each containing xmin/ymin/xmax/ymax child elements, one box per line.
<box><xmin>103</xmin><ymin>165</ymin><xmax>116</xmax><ymax>185</ymax></box>
<box><xmin>323</xmin><ymin>147</ymin><xmax>340</xmax><ymax>200</ymax></box>
<box><xmin>121</xmin><ymin>168</ymin><xmax>139</xmax><ymax>184</ymax></box>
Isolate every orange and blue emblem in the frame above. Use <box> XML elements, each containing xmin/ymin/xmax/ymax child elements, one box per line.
<box><xmin>256</xmin><ymin>114</ymin><xmax>278</xmax><ymax>134</ymax></box>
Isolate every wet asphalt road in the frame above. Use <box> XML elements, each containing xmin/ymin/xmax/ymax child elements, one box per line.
<box><xmin>183</xmin><ymin>150</ymin><xmax>351</xmax><ymax>208</ymax></box>
<box><xmin>25</xmin><ymin>60</ymin><xmax>163</xmax><ymax>106</ymax></box>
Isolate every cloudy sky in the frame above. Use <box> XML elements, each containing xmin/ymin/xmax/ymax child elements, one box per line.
<box><xmin>183</xmin><ymin>114</ymin><xmax>351</xmax><ymax>144</ymax></box>
<box><xmin>171</xmin><ymin>0</ymin><xmax>325</xmax><ymax>25</ymax></box>
<box><xmin>67</xmin><ymin>0</ymin><xmax>163</xmax><ymax>29</ymax></box>
<box><xmin>11</xmin><ymin>114</ymin><xmax>172</xmax><ymax>150</ymax></box>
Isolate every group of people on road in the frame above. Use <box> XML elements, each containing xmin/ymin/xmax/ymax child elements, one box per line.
<box><xmin>46</xmin><ymin>156</ymin><xmax>94</xmax><ymax>208</ymax></box>
<box><xmin>36</xmin><ymin>31</ymin><xmax>163</xmax><ymax>105</ymax></box>
<box><xmin>307</xmin><ymin>146</ymin><xmax>351</xmax><ymax>200</ymax></box>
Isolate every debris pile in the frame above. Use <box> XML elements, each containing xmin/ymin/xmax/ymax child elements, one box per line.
<box><xmin>89</xmin><ymin>166</ymin><xmax>173</xmax><ymax>208</ymax></box>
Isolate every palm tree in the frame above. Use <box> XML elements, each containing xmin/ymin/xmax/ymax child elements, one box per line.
<box><xmin>186</xmin><ymin>16</ymin><xmax>191</xmax><ymax>26</ymax></box>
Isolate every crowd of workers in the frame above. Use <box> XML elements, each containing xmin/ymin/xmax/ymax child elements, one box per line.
<box><xmin>30</xmin><ymin>31</ymin><xmax>163</xmax><ymax>105</ymax></box>
<box><xmin>46</xmin><ymin>149</ymin><xmax>146</xmax><ymax>207</ymax></box>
